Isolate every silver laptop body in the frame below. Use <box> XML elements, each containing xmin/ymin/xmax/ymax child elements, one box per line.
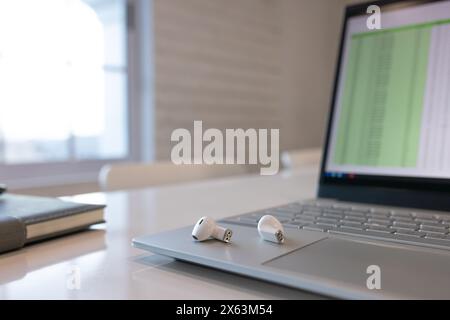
<box><xmin>133</xmin><ymin>0</ymin><xmax>450</xmax><ymax>299</ymax></box>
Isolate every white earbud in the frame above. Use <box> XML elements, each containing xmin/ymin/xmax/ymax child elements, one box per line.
<box><xmin>192</xmin><ymin>217</ymin><xmax>233</xmax><ymax>243</ymax></box>
<box><xmin>258</xmin><ymin>215</ymin><xmax>285</xmax><ymax>244</ymax></box>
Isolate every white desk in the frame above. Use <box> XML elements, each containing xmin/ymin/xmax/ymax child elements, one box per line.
<box><xmin>0</xmin><ymin>166</ymin><xmax>324</xmax><ymax>299</ymax></box>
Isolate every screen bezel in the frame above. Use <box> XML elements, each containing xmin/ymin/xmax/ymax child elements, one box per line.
<box><xmin>318</xmin><ymin>0</ymin><xmax>450</xmax><ymax>210</ymax></box>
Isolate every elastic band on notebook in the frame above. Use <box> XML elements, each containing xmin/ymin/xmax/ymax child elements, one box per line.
<box><xmin>0</xmin><ymin>216</ymin><xmax>26</xmax><ymax>253</ymax></box>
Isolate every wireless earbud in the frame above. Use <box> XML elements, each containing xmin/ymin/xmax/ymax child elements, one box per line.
<box><xmin>258</xmin><ymin>215</ymin><xmax>285</xmax><ymax>244</ymax></box>
<box><xmin>192</xmin><ymin>217</ymin><xmax>233</xmax><ymax>243</ymax></box>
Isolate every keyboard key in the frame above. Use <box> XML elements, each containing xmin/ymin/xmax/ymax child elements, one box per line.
<box><xmin>412</xmin><ymin>212</ymin><xmax>437</xmax><ymax>219</ymax></box>
<box><xmin>419</xmin><ymin>222</ymin><xmax>447</xmax><ymax>229</ymax></box>
<box><xmin>350</xmin><ymin>206</ymin><xmax>370</xmax><ymax>213</ymax></box>
<box><xmin>395</xmin><ymin>230</ymin><xmax>426</xmax><ymax>238</ymax></box>
<box><xmin>414</xmin><ymin>218</ymin><xmax>437</xmax><ymax>224</ymax></box>
<box><xmin>370</xmin><ymin>208</ymin><xmax>392</xmax><ymax>215</ymax></box>
<box><xmin>368</xmin><ymin>215</ymin><xmax>387</xmax><ymax>221</ymax></box>
<box><xmin>283</xmin><ymin>223</ymin><xmax>302</xmax><ymax>229</ymax></box>
<box><xmin>425</xmin><ymin>234</ymin><xmax>450</xmax><ymax>241</ymax></box>
<box><xmin>366</xmin><ymin>226</ymin><xmax>394</xmax><ymax>234</ymax></box>
<box><xmin>295</xmin><ymin>211</ymin><xmax>316</xmax><ymax>217</ymax></box>
<box><xmin>367</xmin><ymin>218</ymin><xmax>392</xmax><ymax>225</ymax></box>
<box><xmin>270</xmin><ymin>211</ymin><xmax>294</xmax><ymax>217</ymax></box>
<box><xmin>391</xmin><ymin>216</ymin><xmax>415</xmax><ymax>223</ymax></box>
<box><xmin>344</xmin><ymin>210</ymin><xmax>366</xmax><ymax>217</ymax></box>
<box><xmin>300</xmin><ymin>205</ymin><xmax>322</xmax><ymax>212</ymax></box>
<box><xmin>323</xmin><ymin>209</ymin><xmax>345</xmax><ymax>215</ymax></box>
<box><xmin>340</xmin><ymin>221</ymin><xmax>364</xmax><ymax>227</ymax></box>
<box><xmin>283</xmin><ymin>219</ymin><xmax>303</xmax><ymax>224</ymax></box>
<box><xmin>332</xmin><ymin>204</ymin><xmax>352</xmax><ymax>210</ymax></box>
<box><xmin>245</xmin><ymin>214</ymin><xmax>264</xmax><ymax>220</ymax></box>
<box><xmin>339</xmin><ymin>223</ymin><xmax>365</xmax><ymax>230</ymax></box>
<box><xmin>316</xmin><ymin>222</ymin><xmax>337</xmax><ymax>228</ymax></box>
<box><xmin>293</xmin><ymin>219</ymin><xmax>316</xmax><ymax>225</ymax></box>
<box><xmin>365</xmin><ymin>222</ymin><xmax>391</xmax><ymax>230</ymax></box>
<box><xmin>277</xmin><ymin>206</ymin><xmax>302</xmax><ymax>214</ymax></box>
<box><xmin>316</xmin><ymin>217</ymin><xmax>339</xmax><ymax>225</ymax></box>
<box><xmin>395</xmin><ymin>226</ymin><xmax>418</xmax><ymax>232</ymax></box>
<box><xmin>302</xmin><ymin>225</ymin><xmax>327</xmax><ymax>232</ymax></box>
<box><xmin>437</xmin><ymin>215</ymin><xmax>450</xmax><ymax>222</ymax></box>
<box><xmin>343</xmin><ymin>216</ymin><xmax>366</xmax><ymax>223</ymax></box>
<box><xmin>315</xmin><ymin>202</ymin><xmax>334</xmax><ymax>208</ymax></box>
<box><xmin>393</xmin><ymin>221</ymin><xmax>418</xmax><ymax>228</ymax></box>
<box><xmin>269</xmin><ymin>211</ymin><xmax>297</xmax><ymax>218</ymax></box>
<box><xmin>323</xmin><ymin>213</ymin><xmax>344</xmax><ymax>219</ymax></box>
<box><xmin>328</xmin><ymin>227</ymin><xmax>367</xmax><ymax>235</ymax></box>
<box><xmin>368</xmin><ymin>209</ymin><xmax>390</xmax><ymax>216</ymax></box>
<box><xmin>272</xmin><ymin>217</ymin><xmax>295</xmax><ymax>224</ymax></box>
<box><xmin>270</xmin><ymin>217</ymin><xmax>291</xmax><ymax>224</ymax></box>
<box><xmin>390</xmin><ymin>211</ymin><xmax>413</xmax><ymax>218</ymax></box>
<box><xmin>425</xmin><ymin>231</ymin><xmax>448</xmax><ymax>237</ymax></box>
<box><xmin>420</xmin><ymin>225</ymin><xmax>447</xmax><ymax>233</ymax></box>
<box><xmin>302</xmin><ymin>210</ymin><xmax>322</xmax><ymax>217</ymax></box>
<box><xmin>293</xmin><ymin>214</ymin><xmax>315</xmax><ymax>221</ymax></box>
<box><xmin>237</xmin><ymin>214</ymin><xmax>257</xmax><ymax>219</ymax></box>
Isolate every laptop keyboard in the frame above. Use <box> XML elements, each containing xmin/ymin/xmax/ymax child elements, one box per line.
<box><xmin>222</xmin><ymin>200</ymin><xmax>450</xmax><ymax>250</ymax></box>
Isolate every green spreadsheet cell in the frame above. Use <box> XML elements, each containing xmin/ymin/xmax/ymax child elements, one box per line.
<box><xmin>333</xmin><ymin>25</ymin><xmax>432</xmax><ymax>167</ymax></box>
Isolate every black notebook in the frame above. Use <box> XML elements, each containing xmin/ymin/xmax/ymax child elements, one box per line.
<box><xmin>0</xmin><ymin>194</ymin><xmax>105</xmax><ymax>254</ymax></box>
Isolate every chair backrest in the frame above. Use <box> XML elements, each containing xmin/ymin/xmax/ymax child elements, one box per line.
<box><xmin>99</xmin><ymin>162</ymin><xmax>249</xmax><ymax>191</ymax></box>
<box><xmin>281</xmin><ymin>148</ymin><xmax>322</xmax><ymax>170</ymax></box>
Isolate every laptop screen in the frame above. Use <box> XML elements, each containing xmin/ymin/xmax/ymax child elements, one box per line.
<box><xmin>325</xmin><ymin>0</ymin><xmax>450</xmax><ymax>182</ymax></box>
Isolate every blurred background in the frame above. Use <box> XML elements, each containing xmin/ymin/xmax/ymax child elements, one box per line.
<box><xmin>0</xmin><ymin>0</ymin><xmax>359</xmax><ymax>196</ymax></box>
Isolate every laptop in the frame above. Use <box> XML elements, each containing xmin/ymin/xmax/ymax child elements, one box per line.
<box><xmin>133</xmin><ymin>0</ymin><xmax>450</xmax><ymax>299</ymax></box>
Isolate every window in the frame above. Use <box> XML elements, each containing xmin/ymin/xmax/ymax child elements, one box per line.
<box><xmin>0</xmin><ymin>0</ymin><xmax>135</xmax><ymax>187</ymax></box>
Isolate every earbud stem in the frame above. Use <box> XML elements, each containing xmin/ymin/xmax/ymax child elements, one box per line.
<box><xmin>212</xmin><ymin>226</ymin><xmax>233</xmax><ymax>243</ymax></box>
<box><xmin>260</xmin><ymin>229</ymin><xmax>284</xmax><ymax>244</ymax></box>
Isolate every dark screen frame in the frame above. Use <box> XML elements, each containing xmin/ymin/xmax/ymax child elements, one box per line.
<box><xmin>318</xmin><ymin>0</ymin><xmax>450</xmax><ymax>211</ymax></box>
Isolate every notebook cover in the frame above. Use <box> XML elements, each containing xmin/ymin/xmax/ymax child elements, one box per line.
<box><xmin>0</xmin><ymin>194</ymin><xmax>106</xmax><ymax>253</ymax></box>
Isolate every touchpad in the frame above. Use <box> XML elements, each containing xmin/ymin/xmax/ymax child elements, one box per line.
<box><xmin>263</xmin><ymin>237</ymin><xmax>450</xmax><ymax>299</ymax></box>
